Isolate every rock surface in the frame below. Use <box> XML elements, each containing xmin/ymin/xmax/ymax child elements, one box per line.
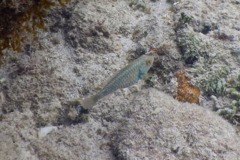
<box><xmin>1</xmin><ymin>89</ymin><xmax>240</xmax><ymax>160</ymax></box>
<box><xmin>0</xmin><ymin>0</ymin><xmax>240</xmax><ymax>160</ymax></box>
<box><xmin>112</xmin><ymin>89</ymin><xmax>240</xmax><ymax>160</ymax></box>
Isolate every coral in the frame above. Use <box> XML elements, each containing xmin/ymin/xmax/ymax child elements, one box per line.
<box><xmin>177</xmin><ymin>31</ymin><xmax>201</xmax><ymax>65</ymax></box>
<box><xmin>175</xmin><ymin>12</ymin><xmax>193</xmax><ymax>30</ymax></box>
<box><xmin>176</xmin><ymin>70</ymin><xmax>200</xmax><ymax>104</ymax></box>
<box><xmin>179</xmin><ymin>12</ymin><xmax>193</xmax><ymax>25</ymax></box>
<box><xmin>148</xmin><ymin>40</ymin><xmax>182</xmax><ymax>85</ymax></box>
<box><xmin>226</xmin><ymin>88</ymin><xmax>240</xmax><ymax>99</ymax></box>
<box><xmin>210</xmin><ymin>74</ymin><xmax>240</xmax><ymax>125</ymax></box>
<box><xmin>226</xmin><ymin>74</ymin><xmax>240</xmax><ymax>98</ymax></box>
<box><xmin>217</xmin><ymin>74</ymin><xmax>240</xmax><ymax>125</ymax></box>
<box><xmin>199</xmin><ymin>68</ymin><xmax>228</xmax><ymax>96</ymax></box>
<box><xmin>0</xmin><ymin>0</ymin><xmax>70</xmax><ymax>61</ymax></box>
<box><xmin>217</xmin><ymin>100</ymin><xmax>240</xmax><ymax>125</ymax></box>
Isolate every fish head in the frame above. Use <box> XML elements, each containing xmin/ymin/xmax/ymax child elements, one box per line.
<box><xmin>140</xmin><ymin>55</ymin><xmax>154</xmax><ymax>71</ymax></box>
<box><xmin>144</xmin><ymin>55</ymin><xmax>154</xmax><ymax>67</ymax></box>
<box><xmin>137</xmin><ymin>55</ymin><xmax>154</xmax><ymax>80</ymax></box>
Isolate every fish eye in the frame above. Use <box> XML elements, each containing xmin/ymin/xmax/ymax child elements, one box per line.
<box><xmin>146</xmin><ymin>59</ymin><xmax>152</xmax><ymax>65</ymax></box>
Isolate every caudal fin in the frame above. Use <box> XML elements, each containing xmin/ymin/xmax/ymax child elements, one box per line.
<box><xmin>79</xmin><ymin>95</ymin><xmax>98</xmax><ymax>110</ymax></box>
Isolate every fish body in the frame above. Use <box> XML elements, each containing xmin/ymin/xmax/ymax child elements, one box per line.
<box><xmin>77</xmin><ymin>54</ymin><xmax>154</xmax><ymax>110</ymax></box>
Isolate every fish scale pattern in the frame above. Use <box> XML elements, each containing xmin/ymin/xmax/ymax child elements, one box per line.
<box><xmin>75</xmin><ymin>54</ymin><xmax>154</xmax><ymax>110</ymax></box>
<box><xmin>96</xmin><ymin>55</ymin><xmax>154</xmax><ymax>99</ymax></box>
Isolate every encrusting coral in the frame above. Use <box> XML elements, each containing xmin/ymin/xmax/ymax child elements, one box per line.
<box><xmin>176</xmin><ymin>70</ymin><xmax>200</xmax><ymax>104</ymax></box>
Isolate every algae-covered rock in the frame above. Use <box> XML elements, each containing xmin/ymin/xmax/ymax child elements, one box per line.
<box><xmin>0</xmin><ymin>0</ymin><xmax>240</xmax><ymax>159</ymax></box>
<box><xmin>1</xmin><ymin>89</ymin><xmax>240</xmax><ymax>160</ymax></box>
<box><xmin>112</xmin><ymin>89</ymin><xmax>240</xmax><ymax>160</ymax></box>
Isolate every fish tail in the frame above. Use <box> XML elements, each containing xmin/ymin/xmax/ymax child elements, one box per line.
<box><xmin>79</xmin><ymin>94</ymin><xmax>98</xmax><ymax>110</ymax></box>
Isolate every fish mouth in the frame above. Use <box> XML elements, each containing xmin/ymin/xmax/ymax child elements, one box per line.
<box><xmin>145</xmin><ymin>56</ymin><xmax>154</xmax><ymax>65</ymax></box>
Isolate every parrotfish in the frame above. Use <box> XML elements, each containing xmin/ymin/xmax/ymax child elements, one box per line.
<box><xmin>73</xmin><ymin>54</ymin><xmax>154</xmax><ymax>111</ymax></box>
